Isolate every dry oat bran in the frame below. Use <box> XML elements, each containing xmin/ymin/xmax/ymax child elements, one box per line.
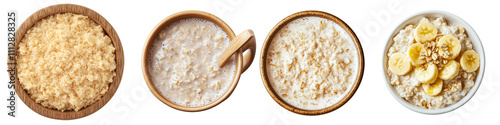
<box><xmin>266</xmin><ymin>17</ymin><xmax>358</xmax><ymax>110</ymax></box>
<box><xmin>17</xmin><ymin>13</ymin><xmax>116</xmax><ymax>111</ymax></box>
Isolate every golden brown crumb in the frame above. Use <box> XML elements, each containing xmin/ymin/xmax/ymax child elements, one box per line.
<box><xmin>17</xmin><ymin>13</ymin><xmax>116</xmax><ymax>111</ymax></box>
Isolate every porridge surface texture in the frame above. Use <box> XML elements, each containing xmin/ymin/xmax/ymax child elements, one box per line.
<box><xmin>149</xmin><ymin>18</ymin><xmax>236</xmax><ymax>107</ymax></box>
<box><xmin>266</xmin><ymin>17</ymin><xmax>358</xmax><ymax>110</ymax></box>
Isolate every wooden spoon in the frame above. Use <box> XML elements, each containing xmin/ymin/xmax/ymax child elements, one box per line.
<box><xmin>218</xmin><ymin>29</ymin><xmax>254</xmax><ymax>67</ymax></box>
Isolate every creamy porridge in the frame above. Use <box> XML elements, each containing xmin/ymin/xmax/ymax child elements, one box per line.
<box><xmin>17</xmin><ymin>13</ymin><xmax>116</xmax><ymax>111</ymax></box>
<box><xmin>387</xmin><ymin>17</ymin><xmax>480</xmax><ymax>109</ymax></box>
<box><xmin>149</xmin><ymin>18</ymin><xmax>236</xmax><ymax>107</ymax></box>
<box><xmin>266</xmin><ymin>17</ymin><xmax>358</xmax><ymax>110</ymax></box>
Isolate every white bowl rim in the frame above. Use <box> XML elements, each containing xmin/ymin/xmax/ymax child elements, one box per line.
<box><xmin>382</xmin><ymin>10</ymin><xmax>485</xmax><ymax>115</ymax></box>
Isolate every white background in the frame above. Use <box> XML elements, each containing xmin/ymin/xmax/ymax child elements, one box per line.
<box><xmin>1</xmin><ymin>0</ymin><xmax>500</xmax><ymax>125</ymax></box>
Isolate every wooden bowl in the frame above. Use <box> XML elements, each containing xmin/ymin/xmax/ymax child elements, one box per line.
<box><xmin>11</xmin><ymin>4</ymin><xmax>124</xmax><ymax>120</ymax></box>
<box><xmin>142</xmin><ymin>10</ymin><xmax>256</xmax><ymax>112</ymax></box>
<box><xmin>260</xmin><ymin>10</ymin><xmax>365</xmax><ymax>115</ymax></box>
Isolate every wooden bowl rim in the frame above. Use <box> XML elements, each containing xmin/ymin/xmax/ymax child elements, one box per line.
<box><xmin>259</xmin><ymin>10</ymin><xmax>365</xmax><ymax>115</ymax></box>
<box><xmin>12</xmin><ymin>4</ymin><xmax>124</xmax><ymax>120</ymax></box>
<box><xmin>141</xmin><ymin>10</ymin><xmax>244</xmax><ymax>112</ymax></box>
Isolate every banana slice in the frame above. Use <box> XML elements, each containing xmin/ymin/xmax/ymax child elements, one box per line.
<box><xmin>408</xmin><ymin>43</ymin><xmax>426</xmax><ymax>66</ymax></box>
<box><xmin>422</xmin><ymin>78</ymin><xmax>443</xmax><ymax>96</ymax></box>
<box><xmin>413</xmin><ymin>22</ymin><xmax>438</xmax><ymax>43</ymax></box>
<box><xmin>438</xmin><ymin>34</ymin><xmax>462</xmax><ymax>59</ymax></box>
<box><xmin>416</xmin><ymin>63</ymin><xmax>438</xmax><ymax>84</ymax></box>
<box><xmin>389</xmin><ymin>53</ymin><xmax>412</xmax><ymax>75</ymax></box>
<box><xmin>439</xmin><ymin>60</ymin><xmax>460</xmax><ymax>80</ymax></box>
<box><xmin>460</xmin><ymin>50</ymin><xmax>480</xmax><ymax>72</ymax></box>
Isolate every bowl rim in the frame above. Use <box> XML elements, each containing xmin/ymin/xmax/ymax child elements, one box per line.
<box><xmin>11</xmin><ymin>4</ymin><xmax>124</xmax><ymax>120</ymax></box>
<box><xmin>259</xmin><ymin>10</ymin><xmax>365</xmax><ymax>115</ymax></box>
<box><xmin>382</xmin><ymin>10</ymin><xmax>485</xmax><ymax>115</ymax></box>
<box><xmin>141</xmin><ymin>10</ymin><xmax>244</xmax><ymax>112</ymax></box>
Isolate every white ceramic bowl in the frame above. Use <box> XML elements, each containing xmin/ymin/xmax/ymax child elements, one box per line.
<box><xmin>383</xmin><ymin>10</ymin><xmax>485</xmax><ymax>114</ymax></box>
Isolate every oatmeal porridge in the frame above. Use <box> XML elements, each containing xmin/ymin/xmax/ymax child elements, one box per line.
<box><xmin>149</xmin><ymin>18</ymin><xmax>236</xmax><ymax>107</ymax></box>
<box><xmin>387</xmin><ymin>17</ymin><xmax>480</xmax><ymax>109</ymax></box>
<box><xmin>17</xmin><ymin>13</ymin><xmax>116</xmax><ymax>111</ymax></box>
<box><xmin>266</xmin><ymin>17</ymin><xmax>358</xmax><ymax>110</ymax></box>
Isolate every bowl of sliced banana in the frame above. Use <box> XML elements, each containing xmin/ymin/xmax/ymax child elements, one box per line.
<box><xmin>383</xmin><ymin>10</ymin><xmax>485</xmax><ymax>114</ymax></box>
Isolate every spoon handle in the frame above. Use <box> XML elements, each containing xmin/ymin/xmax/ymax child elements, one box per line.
<box><xmin>218</xmin><ymin>29</ymin><xmax>254</xmax><ymax>67</ymax></box>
